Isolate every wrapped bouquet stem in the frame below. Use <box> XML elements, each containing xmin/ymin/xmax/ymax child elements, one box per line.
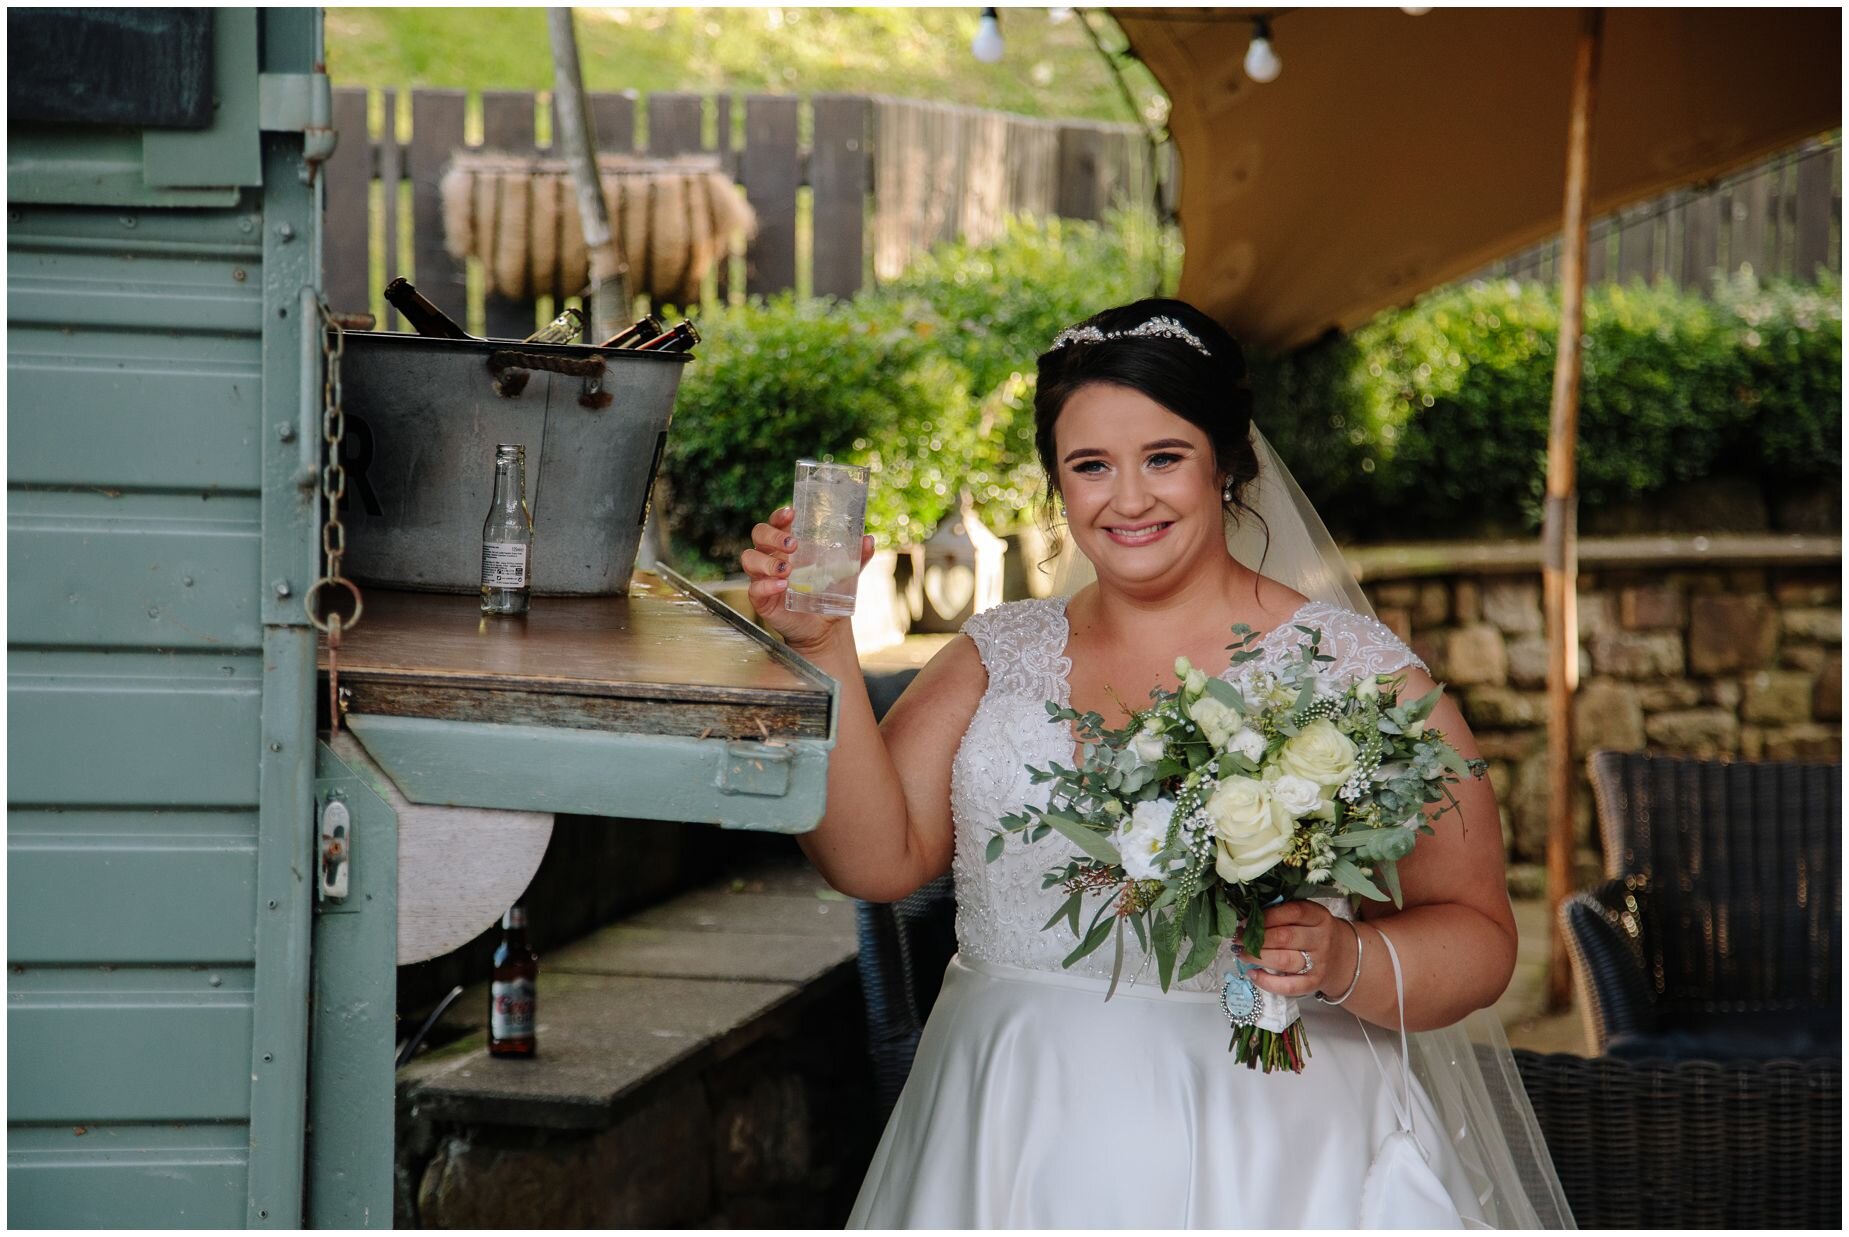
<box><xmin>988</xmin><ymin>621</ymin><xmax>1486</xmax><ymax>1074</ymax></box>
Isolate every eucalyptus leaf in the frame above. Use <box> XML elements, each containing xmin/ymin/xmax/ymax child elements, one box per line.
<box><xmin>1154</xmin><ymin>911</ymin><xmax>1179</xmax><ymax>991</ymax></box>
<box><xmin>1041</xmin><ymin>890</ymin><xmax>1082</xmax><ymax>934</ymax></box>
<box><xmin>1405</xmin><ymin>684</ymin><xmax>1444</xmax><ymax>722</ymax></box>
<box><xmin>1063</xmin><ymin>917</ymin><xmax>1114</xmax><ymax>968</ymax></box>
<box><xmin>1177</xmin><ymin>925</ymin><xmax>1220</xmax><ymax>982</ymax></box>
<box><xmin>985</xmin><ymin>833</ymin><xmax>1005</xmax><ymax>863</ymax></box>
<box><xmin>1039</xmin><ymin>812</ymin><xmax>1122</xmax><ymax>865</ymax></box>
<box><xmin>1332</xmin><ymin>856</ymin><xmax>1386</xmax><ymax>901</ymax></box>
<box><xmin>1105</xmin><ymin>919</ymin><xmax>1126</xmax><ymax>1002</ymax></box>
<box><xmin>1381</xmin><ymin>857</ymin><xmax>1405</xmax><ymax>908</ymax></box>
<box><xmin>1202</xmin><ymin>676</ymin><xmax>1243</xmax><ymax>710</ymax></box>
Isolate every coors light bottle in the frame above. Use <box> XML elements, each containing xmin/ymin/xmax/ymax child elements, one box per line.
<box><xmin>488</xmin><ymin>904</ymin><xmax>539</xmax><ymax>1059</ymax></box>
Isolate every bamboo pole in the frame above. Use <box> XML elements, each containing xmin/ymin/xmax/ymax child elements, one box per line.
<box><xmin>1543</xmin><ymin>8</ymin><xmax>1604</xmax><ymax>1012</ymax></box>
<box><xmin>548</xmin><ymin>7</ymin><xmax>629</xmax><ymax>338</ymax></box>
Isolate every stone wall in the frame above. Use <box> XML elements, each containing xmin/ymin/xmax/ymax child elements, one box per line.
<box><xmin>399</xmin><ymin>978</ymin><xmax>876</xmax><ymax>1228</ymax></box>
<box><xmin>1366</xmin><ymin>561</ymin><xmax>1840</xmax><ymax>889</ymax></box>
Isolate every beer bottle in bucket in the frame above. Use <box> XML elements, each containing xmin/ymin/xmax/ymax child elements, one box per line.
<box><xmin>634</xmin><ymin>319</ymin><xmax>700</xmax><ymax>354</ymax></box>
<box><xmin>524</xmin><ymin>306</ymin><xmax>585</xmax><ymax>345</ymax></box>
<box><xmin>596</xmin><ymin>312</ymin><xmax>665</xmax><ymax>349</ymax></box>
<box><xmin>481</xmin><ymin>444</ymin><xmax>535</xmax><ymax>616</ymax></box>
<box><xmin>382</xmin><ymin>276</ymin><xmax>473</xmax><ymax>340</ymax></box>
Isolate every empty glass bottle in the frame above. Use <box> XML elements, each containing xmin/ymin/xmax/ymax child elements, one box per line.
<box><xmin>481</xmin><ymin>444</ymin><xmax>535</xmax><ymax>616</ymax></box>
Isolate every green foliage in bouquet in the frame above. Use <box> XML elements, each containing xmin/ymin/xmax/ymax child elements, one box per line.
<box><xmin>987</xmin><ymin>623</ymin><xmax>1485</xmax><ymax>1072</ymax></box>
<box><xmin>1255</xmin><ymin>272</ymin><xmax>1842</xmax><ymax>539</ymax></box>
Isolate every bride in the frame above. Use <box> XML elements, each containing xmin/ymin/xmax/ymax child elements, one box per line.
<box><xmin>739</xmin><ymin>299</ymin><xmax>1574</xmax><ymax>1228</ymax></box>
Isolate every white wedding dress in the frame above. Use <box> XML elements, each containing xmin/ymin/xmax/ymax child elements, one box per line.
<box><xmin>847</xmin><ymin>594</ymin><xmax>1497</xmax><ymax>1229</ymax></box>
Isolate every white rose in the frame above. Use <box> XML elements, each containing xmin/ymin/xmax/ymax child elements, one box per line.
<box><xmin>1185</xmin><ymin>695</ymin><xmax>1241</xmax><ymax>750</ymax></box>
<box><xmin>1204</xmin><ymin>776</ymin><xmax>1295</xmax><ymax>883</ymax></box>
<box><xmin>1406</xmin><ymin>717</ymin><xmax>1428</xmax><ymax>738</ymax></box>
<box><xmin>1130</xmin><ymin>719</ymin><xmax>1166</xmax><ymax>765</ymax></box>
<box><xmin>1114</xmin><ymin>798</ymin><xmax>1177</xmax><ymax>880</ymax></box>
<box><xmin>1227</xmin><ymin>725</ymin><xmax>1268</xmax><ymax>763</ymax></box>
<box><xmin>1356</xmin><ymin>676</ymin><xmax>1381</xmax><ymax>702</ymax></box>
<box><xmin>1276</xmin><ymin>719</ymin><xmax>1360</xmax><ymax>791</ymax></box>
<box><xmin>1174</xmin><ymin>655</ymin><xmax>1194</xmax><ymax>679</ymax></box>
<box><xmin>1185</xmin><ymin>668</ymin><xmax>1207</xmax><ymax>695</ymax></box>
<box><xmin>1269</xmin><ymin>772</ymin><xmax>1324</xmax><ymax>819</ymax></box>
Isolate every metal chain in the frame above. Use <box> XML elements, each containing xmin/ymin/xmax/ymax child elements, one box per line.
<box><xmin>307</xmin><ymin>301</ymin><xmax>365</xmax><ymax>736</ymax></box>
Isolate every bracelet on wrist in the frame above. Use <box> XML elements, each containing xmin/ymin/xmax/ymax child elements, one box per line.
<box><xmin>1314</xmin><ymin>917</ymin><xmax>1364</xmax><ymax>1006</ymax></box>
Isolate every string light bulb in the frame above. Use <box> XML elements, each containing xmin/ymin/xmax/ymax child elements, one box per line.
<box><xmin>1244</xmin><ymin>17</ymin><xmax>1281</xmax><ymax>83</ymax></box>
<box><xmin>1401</xmin><ymin>6</ymin><xmax>1432</xmax><ymax>14</ymax></box>
<box><xmin>972</xmin><ymin>7</ymin><xmax>1005</xmax><ymax>63</ymax></box>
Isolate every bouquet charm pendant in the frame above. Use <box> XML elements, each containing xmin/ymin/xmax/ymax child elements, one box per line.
<box><xmin>1221</xmin><ymin>956</ymin><xmax>1261</xmax><ymax>1045</ymax></box>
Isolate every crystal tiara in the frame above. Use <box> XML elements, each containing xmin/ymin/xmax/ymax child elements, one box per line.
<box><xmin>1047</xmin><ymin>315</ymin><xmax>1212</xmax><ymax>359</ymax></box>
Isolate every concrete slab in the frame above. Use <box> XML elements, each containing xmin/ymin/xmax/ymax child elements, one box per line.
<box><xmin>626</xmin><ymin>888</ymin><xmax>859</xmax><ymax>938</ymax></box>
<box><xmin>402</xmin><ymin>971</ymin><xmax>809</xmax><ymax>1130</ymax></box>
<box><xmin>549</xmin><ymin>921</ymin><xmax>857</xmax><ymax>985</ymax></box>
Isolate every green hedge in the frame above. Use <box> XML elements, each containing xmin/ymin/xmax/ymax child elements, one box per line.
<box><xmin>659</xmin><ymin>214</ymin><xmax>1173</xmax><ymax>574</ymax></box>
<box><xmin>1256</xmin><ymin>272</ymin><xmax>1841</xmax><ymax>538</ymax></box>
<box><xmin>659</xmin><ymin>216</ymin><xmax>1839</xmax><ymax>575</ymax></box>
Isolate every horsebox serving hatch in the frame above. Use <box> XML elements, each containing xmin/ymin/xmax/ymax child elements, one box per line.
<box><xmin>335</xmin><ymin>330</ymin><xmax>691</xmax><ymax>596</ymax></box>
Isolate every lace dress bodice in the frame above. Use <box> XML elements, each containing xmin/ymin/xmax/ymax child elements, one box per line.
<box><xmin>949</xmin><ymin>595</ymin><xmax>1427</xmax><ymax>992</ymax></box>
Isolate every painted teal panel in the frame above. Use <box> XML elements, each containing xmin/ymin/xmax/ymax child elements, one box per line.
<box><xmin>8</xmin><ymin>838</ymin><xmax>257</xmax><ymax>964</ymax></box>
<box><xmin>304</xmin><ymin>742</ymin><xmax>398</xmax><ymax>1227</ymax></box>
<box><xmin>7</xmin><ymin>272</ymin><xmax>263</xmax><ymax>336</ymax></box>
<box><xmin>7</xmin><ymin>361</ymin><xmax>264</xmax><ymax>491</ymax></box>
<box><xmin>8</xmin><ymin>993</ymin><xmax>254</xmax><ymax>1122</ymax></box>
<box><xmin>7</xmin><ymin>680</ymin><xmax>261</xmax><ymax>806</ymax></box>
<box><xmin>7</xmin><ymin>809</ymin><xmax>260</xmax><ymax>839</ymax></box>
<box><xmin>9</xmin><ymin>512</ymin><xmax>260</xmax><ymax>650</ymax></box>
<box><xmin>344</xmin><ymin>714</ymin><xmax>835</xmax><ymax>832</ymax></box>
<box><xmin>5</xmin><ymin>129</ymin><xmax>242</xmax><ymax>209</ymax></box>
<box><xmin>8</xmin><ymin>1124</ymin><xmax>247</xmax><ymax>1229</ymax></box>
<box><xmin>143</xmin><ymin>9</ymin><xmax>262</xmax><ymax>189</ymax></box>
<box><xmin>8</xmin><ymin>10</ymin><xmax>329</xmax><ymax>1225</ymax></box>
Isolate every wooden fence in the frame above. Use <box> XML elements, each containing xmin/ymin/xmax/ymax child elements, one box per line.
<box><xmin>322</xmin><ymin>88</ymin><xmax>1157</xmax><ymax>337</ymax></box>
<box><xmin>1475</xmin><ymin>135</ymin><xmax>1841</xmax><ymax>290</ymax></box>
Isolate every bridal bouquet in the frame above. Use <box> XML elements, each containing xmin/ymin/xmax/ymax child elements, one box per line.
<box><xmin>985</xmin><ymin>621</ymin><xmax>1486</xmax><ymax>1073</ymax></box>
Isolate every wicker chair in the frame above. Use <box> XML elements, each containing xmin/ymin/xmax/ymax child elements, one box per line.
<box><xmin>1512</xmin><ymin>1049</ymin><xmax>1841</xmax><ymax>1228</ymax></box>
<box><xmin>1567</xmin><ymin>750</ymin><xmax>1841</xmax><ymax>1058</ymax></box>
<box><xmin>853</xmin><ymin>873</ymin><xmax>958</xmax><ymax>1118</ymax></box>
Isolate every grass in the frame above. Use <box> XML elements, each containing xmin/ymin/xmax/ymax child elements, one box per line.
<box><xmin>324</xmin><ymin>6</ymin><xmax>1167</xmax><ymax>129</ymax></box>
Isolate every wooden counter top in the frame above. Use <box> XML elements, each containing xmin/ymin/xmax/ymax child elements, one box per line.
<box><xmin>318</xmin><ymin>573</ymin><xmax>831</xmax><ymax>741</ymax></box>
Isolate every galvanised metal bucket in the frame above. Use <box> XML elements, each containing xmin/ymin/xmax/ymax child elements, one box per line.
<box><xmin>335</xmin><ymin>331</ymin><xmax>691</xmax><ymax>596</ymax></box>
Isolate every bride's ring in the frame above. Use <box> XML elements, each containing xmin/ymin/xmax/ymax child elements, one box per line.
<box><xmin>1294</xmin><ymin>949</ymin><xmax>1314</xmax><ymax>975</ymax></box>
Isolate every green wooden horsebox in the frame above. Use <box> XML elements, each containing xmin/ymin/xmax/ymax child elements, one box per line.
<box><xmin>7</xmin><ymin>9</ymin><xmax>838</xmax><ymax>1227</ymax></box>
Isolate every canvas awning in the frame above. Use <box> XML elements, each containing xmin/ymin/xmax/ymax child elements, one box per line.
<box><xmin>1114</xmin><ymin>6</ymin><xmax>1840</xmax><ymax>353</ymax></box>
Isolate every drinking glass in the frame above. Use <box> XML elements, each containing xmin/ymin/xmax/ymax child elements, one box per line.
<box><xmin>784</xmin><ymin>458</ymin><xmax>870</xmax><ymax>616</ymax></box>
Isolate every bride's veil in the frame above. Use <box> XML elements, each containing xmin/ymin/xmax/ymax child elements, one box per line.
<box><xmin>1051</xmin><ymin>424</ymin><xmax>1576</xmax><ymax>1230</ymax></box>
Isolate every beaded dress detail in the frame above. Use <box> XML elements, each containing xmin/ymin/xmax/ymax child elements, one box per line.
<box><xmin>949</xmin><ymin>595</ymin><xmax>1426</xmax><ymax>991</ymax></box>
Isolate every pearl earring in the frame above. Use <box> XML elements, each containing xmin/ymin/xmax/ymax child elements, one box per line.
<box><xmin>1222</xmin><ymin>482</ymin><xmax>1234</xmax><ymax>502</ymax></box>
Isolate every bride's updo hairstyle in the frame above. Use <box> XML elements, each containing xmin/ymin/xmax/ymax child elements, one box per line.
<box><xmin>1032</xmin><ymin>297</ymin><xmax>1265</xmax><ymax>562</ymax></box>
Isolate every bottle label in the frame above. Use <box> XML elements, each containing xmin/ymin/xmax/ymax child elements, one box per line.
<box><xmin>481</xmin><ymin>542</ymin><xmax>529</xmax><ymax>588</ymax></box>
<box><xmin>490</xmin><ymin>978</ymin><xmax>536</xmax><ymax>1041</ymax></box>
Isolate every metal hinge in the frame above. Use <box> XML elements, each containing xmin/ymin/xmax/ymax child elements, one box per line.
<box><xmin>319</xmin><ymin>794</ymin><xmax>351</xmax><ymax>902</ymax></box>
<box><xmin>259</xmin><ymin>72</ymin><xmax>336</xmax><ymax>182</ymax></box>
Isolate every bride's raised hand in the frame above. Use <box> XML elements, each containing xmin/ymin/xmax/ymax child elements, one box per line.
<box><xmin>740</xmin><ymin>505</ymin><xmax>876</xmax><ymax>654</ymax></box>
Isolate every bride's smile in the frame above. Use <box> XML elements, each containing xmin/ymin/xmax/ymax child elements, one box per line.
<box><xmin>1055</xmin><ymin>382</ymin><xmax>1228</xmax><ymax>580</ymax></box>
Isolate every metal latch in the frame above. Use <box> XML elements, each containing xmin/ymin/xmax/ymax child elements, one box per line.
<box><xmin>259</xmin><ymin>72</ymin><xmax>336</xmax><ymax>183</ymax></box>
<box><xmin>714</xmin><ymin>741</ymin><xmax>793</xmax><ymax>798</ymax></box>
<box><xmin>319</xmin><ymin>794</ymin><xmax>351</xmax><ymax>901</ymax></box>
